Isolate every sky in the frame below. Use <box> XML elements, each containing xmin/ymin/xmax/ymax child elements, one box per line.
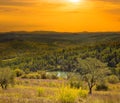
<box><xmin>0</xmin><ymin>0</ymin><xmax>120</xmax><ymax>32</ymax></box>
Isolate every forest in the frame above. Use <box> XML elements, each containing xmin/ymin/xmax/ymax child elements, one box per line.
<box><xmin>0</xmin><ymin>32</ymin><xmax>120</xmax><ymax>72</ymax></box>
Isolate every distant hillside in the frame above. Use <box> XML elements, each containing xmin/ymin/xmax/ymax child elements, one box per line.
<box><xmin>0</xmin><ymin>31</ymin><xmax>120</xmax><ymax>71</ymax></box>
<box><xmin>0</xmin><ymin>31</ymin><xmax>120</xmax><ymax>43</ymax></box>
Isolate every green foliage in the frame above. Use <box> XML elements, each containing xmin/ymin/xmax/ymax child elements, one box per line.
<box><xmin>0</xmin><ymin>33</ymin><xmax>120</xmax><ymax>72</ymax></box>
<box><xmin>0</xmin><ymin>68</ymin><xmax>15</xmax><ymax>89</ymax></box>
<box><xmin>46</xmin><ymin>73</ymin><xmax>58</xmax><ymax>79</ymax></box>
<box><xmin>115</xmin><ymin>66</ymin><xmax>120</xmax><ymax>80</ymax></box>
<box><xmin>38</xmin><ymin>71</ymin><xmax>47</xmax><ymax>79</ymax></box>
<box><xmin>69</xmin><ymin>81</ymin><xmax>81</xmax><ymax>89</ymax></box>
<box><xmin>24</xmin><ymin>68</ymin><xmax>30</xmax><ymax>74</ymax></box>
<box><xmin>68</xmin><ymin>74</ymin><xmax>83</xmax><ymax>89</ymax></box>
<box><xmin>107</xmin><ymin>75</ymin><xmax>119</xmax><ymax>84</ymax></box>
<box><xmin>14</xmin><ymin>68</ymin><xmax>24</xmax><ymax>77</ymax></box>
<box><xmin>21</xmin><ymin>71</ymin><xmax>58</xmax><ymax>79</ymax></box>
<box><xmin>96</xmin><ymin>82</ymin><xmax>108</xmax><ymax>91</ymax></box>
<box><xmin>21</xmin><ymin>73</ymin><xmax>41</xmax><ymax>79</ymax></box>
<box><xmin>21</xmin><ymin>74</ymin><xmax>28</xmax><ymax>79</ymax></box>
<box><xmin>27</xmin><ymin>73</ymin><xmax>41</xmax><ymax>79</ymax></box>
<box><xmin>77</xmin><ymin>58</ymin><xmax>110</xmax><ymax>94</ymax></box>
<box><xmin>50</xmin><ymin>74</ymin><xmax>58</xmax><ymax>79</ymax></box>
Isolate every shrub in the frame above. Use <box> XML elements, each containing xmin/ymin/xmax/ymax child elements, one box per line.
<box><xmin>21</xmin><ymin>74</ymin><xmax>28</xmax><ymax>79</ymax></box>
<box><xmin>39</xmin><ymin>71</ymin><xmax>47</xmax><ymax>79</ymax></box>
<box><xmin>37</xmin><ymin>87</ymin><xmax>45</xmax><ymax>97</ymax></box>
<box><xmin>51</xmin><ymin>74</ymin><xmax>58</xmax><ymax>79</ymax></box>
<box><xmin>14</xmin><ymin>69</ymin><xmax>24</xmax><ymax>77</ymax></box>
<box><xmin>78</xmin><ymin>88</ymin><xmax>88</xmax><ymax>98</ymax></box>
<box><xmin>96</xmin><ymin>83</ymin><xmax>108</xmax><ymax>91</ymax></box>
<box><xmin>58</xmin><ymin>86</ymin><xmax>88</xmax><ymax>103</ymax></box>
<box><xmin>0</xmin><ymin>68</ymin><xmax>15</xmax><ymax>89</ymax></box>
<box><xmin>36</xmin><ymin>74</ymin><xmax>41</xmax><ymax>79</ymax></box>
<box><xmin>27</xmin><ymin>74</ymin><xmax>37</xmax><ymax>79</ymax></box>
<box><xmin>21</xmin><ymin>73</ymin><xmax>41</xmax><ymax>79</ymax></box>
<box><xmin>69</xmin><ymin>81</ymin><xmax>82</xmax><ymax>89</ymax></box>
<box><xmin>46</xmin><ymin>73</ymin><xmax>58</xmax><ymax>79</ymax></box>
<box><xmin>58</xmin><ymin>87</ymin><xmax>78</xmax><ymax>103</ymax></box>
<box><xmin>24</xmin><ymin>68</ymin><xmax>30</xmax><ymax>74</ymax></box>
<box><xmin>22</xmin><ymin>71</ymin><xmax>58</xmax><ymax>80</ymax></box>
<box><xmin>107</xmin><ymin>75</ymin><xmax>119</xmax><ymax>84</ymax></box>
<box><xmin>68</xmin><ymin>74</ymin><xmax>83</xmax><ymax>89</ymax></box>
<box><xmin>115</xmin><ymin>67</ymin><xmax>120</xmax><ymax>80</ymax></box>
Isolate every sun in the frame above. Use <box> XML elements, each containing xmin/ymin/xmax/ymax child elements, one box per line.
<box><xmin>70</xmin><ymin>0</ymin><xmax>80</xmax><ymax>3</ymax></box>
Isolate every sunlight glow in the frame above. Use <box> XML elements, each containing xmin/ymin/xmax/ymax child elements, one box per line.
<box><xmin>69</xmin><ymin>0</ymin><xmax>80</xmax><ymax>3</ymax></box>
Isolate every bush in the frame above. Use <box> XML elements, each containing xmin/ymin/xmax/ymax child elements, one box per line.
<box><xmin>0</xmin><ymin>68</ymin><xmax>15</xmax><ymax>89</ymax></box>
<box><xmin>21</xmin><ymin>73</ymin><xmax>41</xmax><ymax>79</ymax></box>
<box><xmin>24</xmin><ymin>68</ymin><xmax>30</xmax><ymax>74</ymax></box>
<box><xmin>115</xmin><ymin>67</ymin><xmax>120</xmax><ymax>80</ymax></box>
<box><xmin>21</xmin><ymin>71</ymin><xmax>58</xmax><ymax>79</ymax></box>
<box><xmin>38</xmin><ymin>71</ymin><xmax>47</xmax><ymax>79</ymax></box>
<box><xmin>37</xmin><ymin>87</ymin><xmax>45</xmax><ymax>97</ymax></box>
<box><xmin>96</xmin><ymin>83</ymin><xmax>108</xmax><ymax>91</ymax></box>
<box><xmin>21</xmin><ymin>74</ymin><xmax>28</xmax><ymax>79</ymax></box>
<box><xmin>69</xmin><ymin>81</ymin><xmax>82</xmax><ymax>89</ymax></box>
<box><xmin>14</xmin><ymin>69</ymin><xmax>24</xmax><ymax>77</ymax></box>
<box><xmin>46</xmin><ymin>73</ymin><xmax>58</xmax><ymax>79</ymax></box>
<box><xmin>51</xmin><ymin>74</ymin><xmax>58</xmax><ymax>79</ymax></box>
<box><xmin>58</xmin><ymin>86</ymin><xmax>88</xmax><ymax>103</ymax></box>
<box><xmin>27</xmin><ymin>73</ymin><xmax>41</xmax><ymax>79</ymax></box>
<box><xmin>107</xmin><ymin>75</ymin><xmax>119</xmax><ymax>84</ymax></box>
<box><xmin>27</xmin><ymin>74</ymin><xmax>37</xmax><ymax>79</ymax></box>
<box><xmin>58</xmin><ymin>87</ymin><xmax>78</xmax><ymax>103</ymax></box>
<box><xmin>68</xmin><ymin>75</ymin><xmax>83</xmax><ymax>89</ymax></box>
<box><xmin>78</xmin><ymin>88</ymin><xmax>88</xmax><ymax>98</ymax></box>
<box><xmin>21</xmin><ymin>71</ymin><xmax>58</xmax><ymax>80</ymax></box>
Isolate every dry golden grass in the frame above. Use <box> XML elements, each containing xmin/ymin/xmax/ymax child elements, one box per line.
<box><xmin>87</xmin><ymin>83</ymin><xmax>120</xmax><ymax>103</ymax></box>
<box><xmin>0</xmin><ymin>78</ymin><xmax>66</xmax><ymax>103</ymax></box>
<box><xmin>0</xmin><ymin>79</ymin><xmax>119</xmax><ymax>103</ymax></box>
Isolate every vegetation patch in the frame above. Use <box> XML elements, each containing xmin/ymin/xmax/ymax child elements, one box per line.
<box><xmin>37</xmin><ymin>87</ymin><xmax>45</xmax><ymax>97</ymax></box>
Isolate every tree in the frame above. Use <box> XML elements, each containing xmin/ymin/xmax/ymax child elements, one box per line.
<box><xmin>77</xmin><ymin>58</ymin><xmax>110</xmax><ymax>94</ymax></box>
<box><xmin>0</xmin><ymin>68</ymin><xmax>15</xmax><ymax>89</ymax></box>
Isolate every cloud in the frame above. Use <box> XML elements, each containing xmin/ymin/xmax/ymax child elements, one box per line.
<box><xmin>0</xmin><ymin>0</ymin><xmax>37</xmax><ymax>6</ymax></box>
<box><xmin>90</xmin><ymin>0</ymin><xmax>120</xmax><ymax>4</ymax></box>
<box><xmin>0</xmin><ymin>0</ymin><xmax>66</xmax><ymax>7</ymax></box>
<box><xmin>106</xmin><ymin>8</ymin><xmax>120</xmax><ymax>14</ymax></box>
<box><xmin>0</xmin><ymin>0</ymin><xmax>65</xmax><ymax>14</ymax></box>
<box><xmin>0</xmin><ymin>6</ymin><xmax>19</xmax><ymax>13</ymax></box>
<box><xmin>102</xmin><ymin>0</ymin><xmax>120</xmax><ymax>3</ymax></box>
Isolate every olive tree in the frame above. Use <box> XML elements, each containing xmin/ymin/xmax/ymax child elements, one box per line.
<box><xmin>0</xmin><ymin>68</ymin><xmax>15</xmax><ymax>89</ymax></box>
<box><xmin>77</xmin><ymin>58</ymin><xmax>110</xmax><ymax>94</ymax></box>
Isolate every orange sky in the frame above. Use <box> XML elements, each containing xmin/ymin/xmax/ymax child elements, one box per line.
<box><xmin>0</xmin><ymin>0</ymin><xmax>120</xmax><ymax>32</ymax></box>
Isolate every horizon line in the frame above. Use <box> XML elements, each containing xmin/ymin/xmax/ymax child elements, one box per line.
<box><xmin>0</xmin><ymin>30</ymin><xmax>120</xmax><ymax>34</ymax></box>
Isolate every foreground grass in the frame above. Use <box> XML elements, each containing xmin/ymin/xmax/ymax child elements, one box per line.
<box><xmin>0</xmin><ymin>79</ymin><xmax>120</xmax><ymax>103</ymax></box>
<box><xmin>87</xmin><ymin>83</ymin><xmax>120</xmax><ymax>103</ymax></box>
<box><xmin>87</xmin><ymin>92</ymin><xmax>120</xmax><ymax>103</ymax></box>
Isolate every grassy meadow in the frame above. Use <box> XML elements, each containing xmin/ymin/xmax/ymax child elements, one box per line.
<box><xmin>0</xmin><ymin>78</ymin><xmax>120</xmax><ymax>103</ymax></box>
